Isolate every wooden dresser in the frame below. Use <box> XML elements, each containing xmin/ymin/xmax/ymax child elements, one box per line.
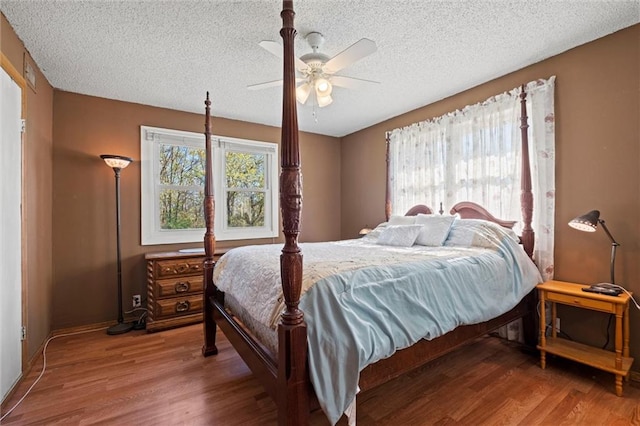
<box><xmin>145</xmin><ymin>250</ymin><xmax>222</xmax><ymax>332</ymax></box>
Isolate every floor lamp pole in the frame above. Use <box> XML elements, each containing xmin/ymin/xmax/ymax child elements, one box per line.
<box><xmin>101</xmin><ymin>154</ymin><xmax>133</xmax><ymax>335</ymax></box>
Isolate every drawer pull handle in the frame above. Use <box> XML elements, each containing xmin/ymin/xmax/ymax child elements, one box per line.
<box><xmin>175</xmin><ymin>264</ymin><xmax>189</xmax><ymax>274</ymax></box>
<box><xmin>175</xmin><ymin>301</ymin><xmax>191</xmax><ymax>313</ymax></box>
<box><xmin>175</xmin><ymin>282</ymin><xmax>190</xmax><ymax>293</ymax></box>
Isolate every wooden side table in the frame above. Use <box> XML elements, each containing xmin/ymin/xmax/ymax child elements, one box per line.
<box><xmin>537</xmin><ymin>280</ymin><xmax>634</xmax><ymax>396</ymax></box>
<box><xmin>145</xmin><ymin>249</ymin><xmax>227</xmax><ymax>332</ymax></box>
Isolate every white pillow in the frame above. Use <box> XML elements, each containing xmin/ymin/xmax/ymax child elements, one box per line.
<box><xmin>376</xmin><ymin>224</ymin><xmax>422</xmax><ymax>247</ymax></box>
<box><xmin>361</xmin><ymin>222</ymin><xmax>388</xmax><ymax>241</ymax></box>
<box><xmin>414</xmin><ymin>214</ymin><xmax>455</xmax><ymax>246</ymax></box>
<box><xmin>388</xmin><ymin>215</ymin><xmax>417</xmax><ymax>226</ymax></box>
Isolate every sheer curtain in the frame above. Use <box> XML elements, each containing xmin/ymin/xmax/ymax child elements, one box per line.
<box><xmin>388</xmin><ymin>77</ymin><xmax>556</xmax><ymax>340</ymax></box>
<box><xmin>389</xmin><ymin>88</ymin><xmax>522</xmax><ymax>225</ymax></box>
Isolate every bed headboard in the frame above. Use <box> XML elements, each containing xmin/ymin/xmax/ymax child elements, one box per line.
<box><xmin>449</xmin><ymin>201</ymin><xmax>517</xmax><ymax>229</ymax></box>
<box><xmin>404</xmin><ymin>204</ymin><xmax>433</xmax><ymax>216</ymax></box>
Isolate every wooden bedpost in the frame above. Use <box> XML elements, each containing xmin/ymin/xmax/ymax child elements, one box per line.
<box><xmin>277</xmin><ymin>1</ymin><xmax>309</xmax><ymax>424</ymax></box>
<box><xmin>519</xmin><ymin>84</ymin><xmax>538</xmax><ymax>347</ymax></box>
<box><xmin>202</xmin><ymin>92</ymin><xmax>218</xmax><ymax>357</ymax></box>
<box><xmin>519</xmin><ymin>85</ymin><xmax>535</xmax><ymax>259</ymax></box>
<box><xmin>385</xmin><ymin>132</ymin><xmax>392</xmax><ymax>221</ymax></box>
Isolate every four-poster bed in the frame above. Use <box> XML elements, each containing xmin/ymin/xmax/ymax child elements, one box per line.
<box><xmin>201</xmin><ymin>1</ymin><xmax>540</xmax><ymax>424</ymax></box>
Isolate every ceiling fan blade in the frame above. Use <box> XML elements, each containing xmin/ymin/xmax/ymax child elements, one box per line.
<box><xmin>258</xmin><ymin>40</ymin><xmax>283</xmax><ymax>57</ymax></box>
<box><xmin>248</xmin><ymin>78</ymin><xmax>305</xmax><ymax>91</ymax></box>
<box><xmin>331</xmin><ymin>75</ymin><xmax>380</xmax><ymax>89</ymax></box>
<box><xmin>323</xmin><ymin>38</ymin><xmax>377</xmax><ymax>74</ymax></box>
<box><xmin>247</xmin><ymin>79</ymin><xmax>283</xmax><ymax>90</ymax></box>
<box><xmin>259</xmin><ymin>40</ymin><xmax>308</xmax><ymax>71</ymax></box>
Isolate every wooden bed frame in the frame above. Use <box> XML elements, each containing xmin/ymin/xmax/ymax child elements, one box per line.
<box><xmin>201</xmin><ymin>1</ymin><xmax>537</xmax><ymax>424</ymax></box>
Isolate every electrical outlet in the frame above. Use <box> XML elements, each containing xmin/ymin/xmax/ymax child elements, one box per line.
<box><xmin>555</xmin><ymin>317</ymin><xmax>561</xmax><ymax>333</ymax></box>
<box><xmin>132</xmin><ymin>294</ymin><xmax>141</xmax><ymax>308</ymax></box>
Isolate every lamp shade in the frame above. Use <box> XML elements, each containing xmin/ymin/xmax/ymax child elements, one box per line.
<box><xmin>296</xmin><ymin>82</ymin><xmax>311</xmax><ymax>104</ymax></box>
<box><xmin>568</xmin><ymin>210</ymin><xmax>600</xmax><ymax>232</ymax></box>
<box><xmin>101</xmin><ymin>154</ymin><xmax>133</xmax><ymax>170</ymax></box>
<box><xmin>314</xmin><ymin>78</ymin><xmax>332</xmax><ymax>97</ymax></box>
<box><xmin>316</xmin><ymin>94</ymin><xmax>333</xmax><ymax>108</ymax></box>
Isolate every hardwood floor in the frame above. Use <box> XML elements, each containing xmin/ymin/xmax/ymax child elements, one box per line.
<box><xmin>2</xmin><ymin>324</ymin><xmax>638</xmax><ymax>425</ymax></box>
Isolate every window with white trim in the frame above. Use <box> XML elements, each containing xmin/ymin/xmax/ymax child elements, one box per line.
<box><xmin>141</xmin><ymin>126</ymin><xmax>278</xmax><ymax>245</ymax></box>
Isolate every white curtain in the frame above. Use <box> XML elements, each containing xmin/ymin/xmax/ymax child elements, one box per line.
<box><xmin>389</xmin><ymin>88</ymin><xmax>523</xmax><ymax>225</ymax></box>
<box><xmin>526</xmin><ymin>77</ymin><xmax>556</xmax><ymax>281</ymax></box>
<box><xmin>388</xmin><ymin>77</ymin><xmax>555</xmax><ymax>279</ymax></box>
<box><xmin>388</xmin><ymin>78</ymin><xmax>556</xmax><ymax>340</ymax></box>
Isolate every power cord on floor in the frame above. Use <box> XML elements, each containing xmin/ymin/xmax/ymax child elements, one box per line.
<box><xmin>125</xmin><ymin>306</ymin><xmax>148</xmax><ymax>330</ymax></box>
<box><xmin>0</xmin><ymin>327</ymin><xmax>107</xmax><ymax>422</ymax></box>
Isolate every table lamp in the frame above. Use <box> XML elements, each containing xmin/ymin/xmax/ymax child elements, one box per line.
<box><xmin>568</xmin><ymin>210</ymin><xmax>620</xmax><ymax>284</ymax></box>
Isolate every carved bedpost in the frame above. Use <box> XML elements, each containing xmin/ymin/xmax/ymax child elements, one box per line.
<box><xmin>519</xmin><ymin>85</ymin><xmax>535</xmax><ymax>259</ymax></box>
<box><xmin>277</xmin><ymin>1</ymin><xmax>309</xmax><ymax>424</ymax></box>
<box><xmin>202</xmin><ymin>92</ymin><xmax>218</xmax><ymax>357</ymax></box>
<box><xmin>519</xmin><ymin>85</ymin><xmax>538</xmax><ymax>347</ymax></box>
<box><xmin>385</xmin><ymin>132</ymin><xmax>392</xmax><ymax>221</ymax></box>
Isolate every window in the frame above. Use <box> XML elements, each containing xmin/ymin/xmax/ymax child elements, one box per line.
<box><xmin>141</xmin><ymin>126</ymin><xmax>278</xmax><ymax>245</ymax></box>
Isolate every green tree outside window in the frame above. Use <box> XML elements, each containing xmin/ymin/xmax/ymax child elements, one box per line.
<box><xmin>225</xmin><ymin>151</ymin><xmax>266</xmax><ymax>227</ymax></box>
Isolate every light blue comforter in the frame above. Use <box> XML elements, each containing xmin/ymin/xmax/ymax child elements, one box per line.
<box><xmin>299</xmin><ymin>237</ymin><xmax>540</xmax><ymax>424</ymax></box>
<box><xmin>214</xmin><ymin>234</ymin><xmax>542</xmax><ymax>424</ymax></box>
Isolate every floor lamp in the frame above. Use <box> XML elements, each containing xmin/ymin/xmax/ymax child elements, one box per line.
<box><xmin>568</xmin><ymin>209</ymin><xmax>620</xmax><ymax>284</ymax></box>
<box><xmin>101</xmin><ymin>154</ymin><xmax>134</xmax><ymax>335</ymax></box>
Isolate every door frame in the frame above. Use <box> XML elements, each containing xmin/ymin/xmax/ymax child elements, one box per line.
<box><xmin>1</xmin><ymin>52</ymin><xmax>27</xmax><ymax>372</ymax></box>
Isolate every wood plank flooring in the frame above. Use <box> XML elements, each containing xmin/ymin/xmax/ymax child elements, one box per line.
<box><xmin>2</xmin><ymin>324</ymin><xmax>638</xmax><ymax>425</ymax></box>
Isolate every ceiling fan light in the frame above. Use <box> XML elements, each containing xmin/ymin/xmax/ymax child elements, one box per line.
<box><xmin>314</xmin><ymin>78</ymin><xmax>332</xmax><ymax>97</ymax></box>
<box><xmin>296</xmin><ymin>83</ymin><xmax>311</xmax><ymax>104</ymax></box>
<box><xmin>317</xmin><ymin>94</ymin><xmax>333</xmax><ymax>108</ymax></box>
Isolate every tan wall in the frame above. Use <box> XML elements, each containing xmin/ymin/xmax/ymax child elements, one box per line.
<box><xmin>51</xmin><ymin>91</ymin><xmax>340</xmax><ymax>328</ymax></box>
<box><xmin>1</xmin><ymin>14</ymin><xmax>54</xmax><ymax>361</ymax></box>
<box><xmin>342</xmin><ymin>25</ymin><xmax>640</xmax><ymax>366</ymax></box>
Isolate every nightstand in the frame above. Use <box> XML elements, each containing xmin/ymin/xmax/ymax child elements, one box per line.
<box><xmin>145</xmin><ymin>249</ymin><xmax>226</xmax><ymax>332</ymax></box>
<box><xmin>537</xmin><ymin>280</ymin><xmax>634</xmax><ymax>396</ymax></box>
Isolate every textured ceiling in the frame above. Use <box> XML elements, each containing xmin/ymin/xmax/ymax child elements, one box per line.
<box><xmin>2</xmin><ymin>0</ymin><xmax>639</xmax><ymax>137</ymax></box>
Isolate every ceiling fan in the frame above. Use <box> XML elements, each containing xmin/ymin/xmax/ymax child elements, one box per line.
<box><xmin>248</xmin><ymin>31</ymin><xmax>379</xmax><ymax>108</ymax></box>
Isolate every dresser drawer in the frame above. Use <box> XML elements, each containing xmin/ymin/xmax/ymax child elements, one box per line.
<box><xmin>156</xmin><ymin>276</ymin><xmax>203</xmax><ymax>298</ymax></box>
<box><xmin>546</xmin><ymin>291</ymin><xmax>615</xmax><ymax>313</ymax></box>
<box><xmin>154</xmin><ymin>294</ymin><xmax>203</xmax><ymax>319</ymax></box>
<box><xmin>154</xmin><ymin>257</ymin><xmax>204</xmax><ymax>279</ymax></box>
